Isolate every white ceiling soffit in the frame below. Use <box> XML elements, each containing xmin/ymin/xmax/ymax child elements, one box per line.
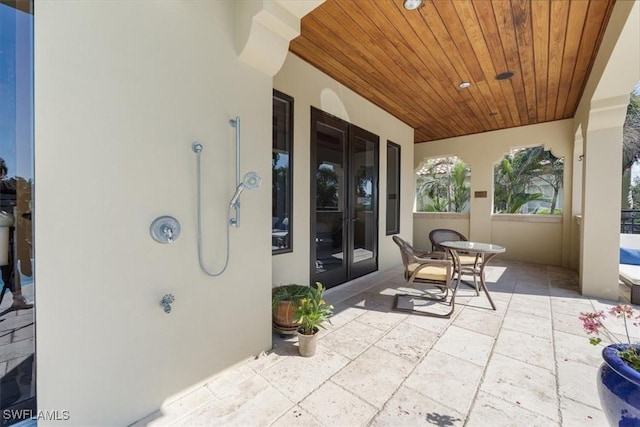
<box><xmin>237</xmin><ymin>0</ymin><xmax>324</xmax><ymax>76</ymax></box>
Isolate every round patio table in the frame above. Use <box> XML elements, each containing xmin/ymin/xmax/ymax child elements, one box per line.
<box><xmin>439</xmin><ymin>241</ymin><xmax>506</xmax><ymax>310</ymax></box>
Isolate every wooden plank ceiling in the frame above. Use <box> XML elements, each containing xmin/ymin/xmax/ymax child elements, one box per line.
<box><xmin>289</xmin><ymin>0</ymin><xmax>615</xmax><ymax>143</ymax></box>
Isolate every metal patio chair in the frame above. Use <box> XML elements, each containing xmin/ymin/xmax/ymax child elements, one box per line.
<box><xmin>429</xmin><ymin>228</ymin><xmax>483</xmax><ymax>295</ymax></box>
<box><xmin>392</xmin><ymin>235</ymin><xmax>457</xmax><ymax>318</ymax></box>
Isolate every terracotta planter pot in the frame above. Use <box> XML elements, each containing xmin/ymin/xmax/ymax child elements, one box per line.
<box><xmin>297</xmin><ymin>327</ymin><xmax>319</xmax><ymax>357</ymax></box>
<box><xmin>272</xmin><ymin>301</ymin><xmax>299</xmax><ymax>331</ymax></box>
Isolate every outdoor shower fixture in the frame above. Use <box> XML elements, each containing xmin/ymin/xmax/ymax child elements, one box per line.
<box><xmin>229</xmin><ymin>171</ymin><xmax>262</xmax><ymax>217</ymax></box>
<box><xmin>192</xmin><ymin>116</ymin><xmax>262</xmax><ymax>276</ymax></box>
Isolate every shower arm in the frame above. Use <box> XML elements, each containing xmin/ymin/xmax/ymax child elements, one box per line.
<box><xmin>229</xmin><ymin>116</ymin><xmax>241</xmax><ymax>227</ymax></box>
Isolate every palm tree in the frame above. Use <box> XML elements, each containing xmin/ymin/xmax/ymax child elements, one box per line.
<box><xmin>494</xmin><ymin>147</ymin><xmax>547</xmax><ymax>213</ymax></box>
<box><xmin>623</xmin><ymin>89</ymin><xmax>640</xmax><ymax>174</ymax></box>
<box><xmin>416</xmin><ymin>157</ymin><xmax>469</xmax><ymax>212</ymax></box>
<box><xmin>535</xmin><ymin>152</ymin><xmax>564</xmax><ymax>214</ymax></box>
<box><xmin>450</xmin><ymin>161</ymin><xmax>470</xmax><ymax>212</ymax></box>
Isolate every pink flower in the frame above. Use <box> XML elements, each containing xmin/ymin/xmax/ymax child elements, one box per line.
<box><xmin>580</xmin><ymin>311</ymin><xmax>605</xmax><ymax>335</ymax></box>
<box><xmin>609</xmin><ymin>304</ymin><xmax>635</xmax><ymax>319</ymax></box>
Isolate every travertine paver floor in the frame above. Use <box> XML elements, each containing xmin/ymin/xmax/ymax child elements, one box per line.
<box><xmin>134</xmin><ymin>259</ymin><xmax>624</xmax><ymax>426</ymax></box>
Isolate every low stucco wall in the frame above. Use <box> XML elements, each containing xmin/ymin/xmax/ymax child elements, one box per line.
<box><xmin>413</xmin><ymin>213</ymin><xmax>470</xmax><ymax>253</ymax></box>
<box><xmin>491</xmin><ymin>215</ymin><xmax>563</xmax><ymax>265</ymax></box>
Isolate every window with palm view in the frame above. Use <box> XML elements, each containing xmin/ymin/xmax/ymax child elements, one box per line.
<box><xmin>493</xmin><ymin>146</ymin><xmax>564</xmax><ymax>214</ymax></box>
<box><xmin>415</xmin><ymin>156</ymin><xmax>470</xmax><ymax>213</ymax></box>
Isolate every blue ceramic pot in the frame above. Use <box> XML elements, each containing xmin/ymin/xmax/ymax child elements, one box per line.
<box><xmin>598</xmin><ymin>344</ymin><xmax>640</xmax><ymax>426</ymax></box>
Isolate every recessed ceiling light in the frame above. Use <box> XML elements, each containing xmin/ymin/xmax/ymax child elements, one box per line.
<box><xmin>403</xmin><ymin>0</ymin><xmax>423</xmax><ymax>10</ymax></box>
<box><xmin>495</xmin><ymin>71</ymin><xmax>515</xmax><ymax>81</ymax></box>
<box><xmin>459</xmin><ymin>81</ymin><xmax>471</xmax><ymax>89</ymax></box>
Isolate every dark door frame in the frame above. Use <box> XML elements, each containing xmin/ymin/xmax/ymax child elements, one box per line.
<box><xmin>310</xmin><ymin>107</ymin><xmax>379</xmax><ymax>288</ymax></box>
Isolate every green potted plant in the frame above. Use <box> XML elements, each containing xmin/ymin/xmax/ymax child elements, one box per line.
<box><xmin>272</xmin><ymin>284</ymin><xmax>315</xmax><ymax>334</ymax></box>
<box><xmin>294</xmin><ymin>282</ymin><xmax>333</xmax><ymax>357</ymax></box>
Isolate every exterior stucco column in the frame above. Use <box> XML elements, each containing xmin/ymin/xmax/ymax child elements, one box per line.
<box><xmin>468</xmin><ymin>157</ymin><xmax>493</xmax><ymax>243</ymax></box>
<box><xmin>580</xmin><ymin>99</ymin><xmax>626</xmax><ymax>300</ymax></box>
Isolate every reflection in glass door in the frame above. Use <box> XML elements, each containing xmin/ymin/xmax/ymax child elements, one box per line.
<box><xmin>350</xmin><ymin>131</ymin><xmax>378</xmax><ymax>279</ymax></box>
<box><xmin>0</xmin><ymin>1</ymin><xmax>35</xmax><ymax>423</ymax></box>
<box><xmin>311</xmin><ymin>108</ymin><xmax>378</xmax><ymax>289</ymax></box>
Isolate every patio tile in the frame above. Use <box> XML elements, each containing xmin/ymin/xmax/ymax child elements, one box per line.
<box><xmin>553</xmin><ymin>330</ymin><xmax>602</xmax><ymax>368</ymax></box>
<box><xmin>452</xmin><ymin>306</ymin><xmax>504</xmax><ymax>337</ymax></box>
<box><xmin>494</xmin><ymin>328</ymin><xmax>555</xmax><ymax>371</ymax></box>
<box><xmin>513</xmin><ymin>284</ymin><xmax>550</xmax><ymax>297</ymax></box>
<box><xmin>432</xmin><ymin>325</ymin><xmax>494</xmax><ymax>367</ymax></box>
<box><xmin>556</xmin><ymin>359</ymin><xmax>601</xmax><ymax>409</ymax></box>
<box><xmin>319</xmin><ymin>319</ymin><xmax>386</xmax><ymax>359</ymax></box>
<box><xmin>205</xmin><ymin>363</ymin><xmax>256</xmax><ymax>399</ymax></box>
<box><xmin>508</xmin><ymin>294</ymin><xmax>552</xmax><ymax>317</ymax></box>
<box><xmin>271</xmin><ymin>405</ymin><xmax>321</xmax><ymax>427</ymax></box>
<box><xmin>480</xmin><ymin>353</ymin><xmax>558</xmax><ymax>420</ymax></box>
<box><xmin>552</xmin><ymin>311</ymin><xmax>590</xmax><ymax>336</ymax></box>
<box><xmin>339</xmin><ymin>291</ymin><xmax>387</xmax><ymax>309</ymax></box>
<box><xmin>0</xmin><ymin>336</ymin><xmax>34</xmax><ymax>361</ymax></box>
<box><xmin>11</xmin><ymin>323</ymin><xmax>34</xmax><ymax>342</ymax></box>
<box><xmin>325</xmin><ymin>303</ymin><xmax>366</xmax><ymax>329</ymax></box>
<box><xmin>175</xmin><ymin>375</ymin><xmax>292</xmax><ymax>426</ymax></box>
<box><xmin>131</xmin><ymin>386</ymin><xmax>214</xmax><ymax>427</ymax></box>
<box><xmin>259</xmin><ymin>345</ymin><xmax>349</xmax><ymax>402</ymax></box>
<box><xmin>466</xmin><ymin>391</ymin><xmax>558</xmax><ymax>427</ymax></box>
<box><xmin>462</xmin><ymin>293</ymin><xmax>509</xmax><ymax>314</ymax></box>
<box><xmin>374</xmin><ymin>321</ymin><xmax>438</xmax><ymax>362</ymax></box>
<box><xmin>403</xmin><ymin>312</ymin><xmax>453</xmax><ymax>335</ymax></box>
<box><xmin>502</xmin><ymin>309</ymin><xmax>552</xmax><ymax>339</ymax></box>
<box><xmin>404</xmin><ymin>349</ymin><xmax>483</xmax><ymax>414</ymax></box>
<box><xmin>355</xmin><ymin>307</ymin><xmax>408</xmax><ymax>332</ymax></box>
<box><xmin>369</xmin><ymin>384</ymin><xmax>464</xmax><ymax>427</ymax></box>
<box><xmin>560</xmin><ymin>397</ymin><xmax>606</xmax><ymax>427</ymax></box>
<box><xmin>247</xmin><ymin>338</ymin><xmax>297</xmax><ymax>373</ymax></box>
<box><xmin>299</xmin><ymin>381</ymin><xmax>377</xmax><ymax>426</ymax></box>
<box><xmin>550</xmin><ymin>296</ymin><xmax>594</xmax><ymax>316</ymax></box>
<box><xmin>0</xmin><ymin>312</ymin><xmax>33</xmax><ymax>333</ymax></box>
<box><xmin>331</xmin><ymin>346</ymin><xmax>413</xmax><ymax>408</ymax></box>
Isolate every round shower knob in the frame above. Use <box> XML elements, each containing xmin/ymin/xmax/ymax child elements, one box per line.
<box><xmin>150</xmin><ymin>216</ymin><xmax>181</xmax><ymax>243</ymax></box>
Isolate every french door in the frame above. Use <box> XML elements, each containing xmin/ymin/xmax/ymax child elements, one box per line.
<box><xmin>310</xmin><ymin>107</ymin><xmax>378</xmax><ymax>289</ymax></box>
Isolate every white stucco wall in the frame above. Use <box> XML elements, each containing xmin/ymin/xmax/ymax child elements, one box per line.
<box><xmin>272</xmin><ymin>53</ymin><xmax>414</xmax><ymax>287</ymax></box>
<box><xmin>414</xmin><ymin>120</ymin><xmax>574</xmax><ymax>267</ymax></box>
<box><xmin>573</xmin><ymin>1</ymin><xmax>639</xmax><ymax>299</ymax></box>
<box><xmin>413</xmin><ymin>213</ymin><xmax>469</xmax><ymax>253</ymax></box>
<box><xmin>35</xmin><ymin>2</ymin><xmax>272</xmax><ymax>425</ymax></box>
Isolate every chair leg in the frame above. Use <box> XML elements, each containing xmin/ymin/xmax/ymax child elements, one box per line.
<box><xmin>393</xmin><ymin>281</ymin><xmax>457</xmax><ymax>318</ymax></box>
<box><xmin>472</xmin><ymin>272</ymin><xmax>480</xmax><ymax>296</ymax></box>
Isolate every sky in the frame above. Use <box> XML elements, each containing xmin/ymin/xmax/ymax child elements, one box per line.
<box><xmin>0</xmin><ymin>3</ymin><xmax>33</xmax><ymax>180</ymax></box>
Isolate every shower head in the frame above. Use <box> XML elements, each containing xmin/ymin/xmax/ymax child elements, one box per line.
<box><xmin>229</xmin><ymin>171</ymin><xmax>262</xmax><ymax>207</ymax></box>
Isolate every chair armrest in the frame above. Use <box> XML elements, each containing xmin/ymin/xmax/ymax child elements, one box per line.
<box><xmin>411</xmin><ymin>257</ymin><xmax>453</xmax><ymax>268</ymax></box>
<box><xmin>415</xmin><ymin>251</ymin><xmax>445</xmax><ymax>260</ymax></box>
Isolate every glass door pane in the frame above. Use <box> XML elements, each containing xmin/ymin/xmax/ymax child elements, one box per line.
<box><xmin>312</xmin><ymin>119</ymin><xmax>347</xmax><ymax>288</ymax></box>
<box><xmin>350</xmin><ymin>129</ymin><xmax>378</xmax><ymax>279</ymax></box>
<box><xmin>0</xmin><ymin>1</ymin><xmax>35</xmax><ymax>423</ymax></box>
